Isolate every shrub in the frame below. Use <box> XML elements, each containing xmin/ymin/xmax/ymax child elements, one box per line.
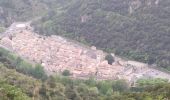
<box><xmin>62</xmin><ymin>70</ymin><xmax>71</xmax><ymax>76</ymax></box>
<box><xmin>32</xmin><ymin>64</ymin><xmax>47</xmax><ymax>80</ymax></box>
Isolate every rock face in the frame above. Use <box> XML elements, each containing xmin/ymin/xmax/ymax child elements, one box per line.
<box><xmin>1</xmin><ymin>22</ymin><xmax>170</xmax><ymax>84</ymax></box>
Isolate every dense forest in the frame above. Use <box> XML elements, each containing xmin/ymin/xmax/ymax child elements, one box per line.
<box><xmin>0</xmin><ymin>0</ymin><xmax>47</xmax><ymax>27</ymax></box>
<box><xmin>0</xmin><ymin>47</ymin><xmax>170</xmax><ymax>100</ymax></box>
<box><xmin>32</xmin><ymin>0</ymin><xmax>170</xmax><ymax>71</ymax></box>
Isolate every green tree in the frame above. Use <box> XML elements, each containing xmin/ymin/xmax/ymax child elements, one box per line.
<box><xmin>105</xmin><ymin>54</ymin><xmax>114</xmax><ymax>65</ymax></box>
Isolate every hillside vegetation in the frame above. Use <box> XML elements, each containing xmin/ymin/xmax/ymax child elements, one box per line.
<box><xmin>0</xmin><ymin>0</ymin><xmax>47</xmax><ymax>27</ymax></box>
<box><xmin>32</xmin><ymin>0</ymin><xmax>170</xmax><ymax>70</ymax></box>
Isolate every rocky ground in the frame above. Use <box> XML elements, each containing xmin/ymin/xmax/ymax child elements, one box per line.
<box><xmin>1</xmin><ymin>22</ymin><xmax>170</xmax><ymax>84</ymax></box>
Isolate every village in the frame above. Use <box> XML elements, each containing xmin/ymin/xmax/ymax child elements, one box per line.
<box><xmin>0</xmin><ymin>22</ymin><xmax>170</xmax><ymax>84</ymax></box>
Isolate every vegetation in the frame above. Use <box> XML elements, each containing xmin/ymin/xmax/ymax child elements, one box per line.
<box><xmin>1</xmin><ymin>62</ymin><xmax>170</xmax><ymax>99</ymax></box>
<box><xmin>0</xmin><ymin>80</ymin><xmax>31</xmax><ymax>100</ymax></box>
<box><xmin>0</xmin><ymin>0</ymin><xmax>47</xmax><ymax>27</ymax></box>
<box><xmin>0</xmin><ymin>47</ymin><xmax>47</xmax><ymax>80</ymax></box>
<box><xmin>62</xmin><ymin>69</ymin><xmax>71</xmax><ymax>76</ymax></box>
<box><xmin>136</xmin><ymin>78</ymin><xmax>169</xmax><ymax>87</ymax></box>
<box><xmin>105</xmin><ymin>54</ymin><xmax>114</xmax><ymax>65</ymax></box>
<box><xmin>0</xmin><ymin>64</ymin><xmax>40</xmax><ymax>100</ymax></box>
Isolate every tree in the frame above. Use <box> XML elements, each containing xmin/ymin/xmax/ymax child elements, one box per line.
<box><xmin>105</xmin><ymin>54</ymin><xmax>114</xmax><ymax>65</ymax></box>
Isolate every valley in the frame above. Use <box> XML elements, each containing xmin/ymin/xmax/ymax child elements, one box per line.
<box><xmin>1</xmin><ymin>0</ymin><xmax>170</xmax><ymax>99</ymax></box>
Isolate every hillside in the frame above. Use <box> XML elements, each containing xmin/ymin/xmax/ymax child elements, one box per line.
<box><xmin>1</xmin><ymin>0</ymin><xmax>170</xmax><ymax>99</ymax></box>
<box><xmin>0</xmin><ymin>0</ymin><xmax>47</xmax><ymax>27</ymax></box>
<box><xmin>0</xmin><ymin>64</ymin><xmax>39</xmax><ymax>100</ymax></box>
<box><xmin>32</xmin><ymin>0</ymin><xmax>170</xmax><ymax>70</ymax></box>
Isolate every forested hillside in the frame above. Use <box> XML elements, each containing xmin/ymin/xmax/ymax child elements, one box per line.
<box><xmin>0</xmin><ymin>0</ymin><xmax>47</xmax><ymax>27</ymax></box>
<box><xmin>33</xmin><ymin>0</ymin><xmax>170</xmax><ymax>70</ymax></box>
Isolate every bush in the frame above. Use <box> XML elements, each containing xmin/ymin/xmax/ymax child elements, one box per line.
<box><xmin>32</xmin><ymin>64</ymin><xmax>47</xmax><ymax>80</ymax></box>
<box><xmin>62</xmin><ymin>70</ymin><xmax>71</xmax><ymax>76</ymax></box>
<box><xmin>0</xmin><ymin>80</ymin><xmax>31</xmax><ymax>100</ymax></box>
